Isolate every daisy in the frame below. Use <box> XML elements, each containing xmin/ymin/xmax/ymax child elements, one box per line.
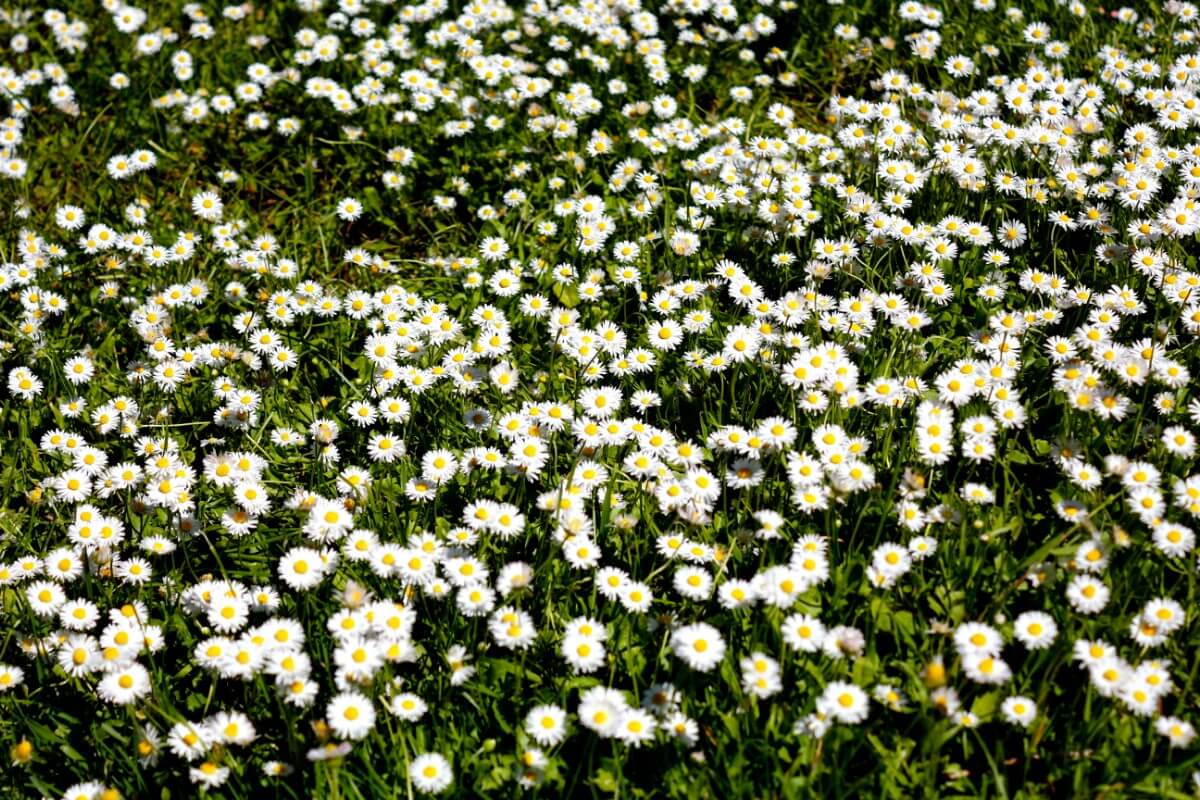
<box><xmin>190</xmin><ymin>761</ymin><xmax>231</xmax><ymax>788</ymax></box>
<box><xmin>209</xmin><ymin>711</ymin><xmax>256</xmax><ymax>746</ymax></box>
<box><xmin>819</xmin><ymin>681</ymin><xmax>869</xmax><ymax>724</ymax></box>
<box><xmin>963</xmin><ymin>653</ymin><xmax>1013</xmax><ymax>685</ymax></box>
<box><xmin>0</xmin><ymin>664</ymin><xmax>24</xmax><ymax>692</ymax></box>
<box><xmin>561</xmin><ymin>633</ymin><xmax>606</xmax><ymax>674</ymax></box>
<box><xmin>1065</xmin><ymin>574</ymin><xmax>1110</xmax><ymax>614</ymax></box>
<box><xmin>953</xmin><ymin>622</ymin><xmax>1004</xmax><ymax>657</ymax></box>
<box><xmin>479</xmin><ymin>237</ymin><xmax>509</xmax><ymax>262</ymax></box>
<box><xmin>525</xmin><ymin>704</ymin><xmax>568</xmax><ymax>747</ymax></box>
<box><xmin>97</xmin><ymin>663</ymin><xmax>152</xmax><ymax>705</ymax></box>
<box><xmin>1155</xmin><ymin>716</ymin><xmax>1197</xmax><ymax>748</ymax></box>
<box><xmin>409</xmin><ymin>753</ymin><xmax>453</xmax><ymax>794</ymax></box>
<box><xmin>25</xmin><ymin>580</ymin><xmax>66</xmax><ymax>617</ymax></box>
<box><xmin>618</xmin><ymin>582</ymin><xmax>653</xmax><ymax>613</ymax></box>
<box><xmin>279</xmin><ymin>547</ymin><xmax>326</xmax><ymax>590</ymax></box>
<box><xmin>616</xmin><ymin>709</ymin><xmax>657</xmax><ymax>747</ymax></box>
<box><xmin>1013</xmin><ymin>611</ymin><xmax>1058</xmax><ymax>650</ymax></box>
<box><xmin>1002</xmin><ymin>696</ymin><xmax>1038</xmax><ymax>728</ymax></box>
<box><xmin>782</xmin><ymin>613</ymin><xmax>826</xmax><ymax>653</ymax></box>
<box><xmin>670</xmin><ymin>622</ymin><xmax>726</xmax><ymax>672</ymax></box>
<box><xmin>390</xmin><ymin>693</ymin><xmax>428</xmax><ymax>722</ymax></box>
<box><xmin>57</xmin><ymin>635</ymin><xmax>99</xmax><ymax>677</ymax></box>
<box><xmin>336</xmin><ymin>197</ymin><xmax>364</xmax><ymax>221</ymax></box>
<box><xmin>326</xmin><ymin>691</ymin><xmax>377</xmax><ymax>740</ymax></box>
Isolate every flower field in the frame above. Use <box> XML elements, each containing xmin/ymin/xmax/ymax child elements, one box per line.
<box><xmin>3</xmin><ymin>0</ymin><xmax>1200</xmax><ymax>796</ymax></box>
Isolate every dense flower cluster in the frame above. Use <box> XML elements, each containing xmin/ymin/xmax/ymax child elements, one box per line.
<box><xmin>1</xmin><ymin>0</ymin><xmax>1200</xmax><ymax>797</ymax></box>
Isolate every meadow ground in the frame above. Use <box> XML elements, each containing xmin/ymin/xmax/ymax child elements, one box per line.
<box><xmin>1</xmin><ymin>0</ymin><xmax>1200</xmax><ymax>797</ymax></box>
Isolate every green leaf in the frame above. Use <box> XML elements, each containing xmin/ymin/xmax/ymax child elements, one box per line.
<box><xmin>970</xmin><ymin>690</ymin><xmax>1001</xmax><ymax>721</ymax></box>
